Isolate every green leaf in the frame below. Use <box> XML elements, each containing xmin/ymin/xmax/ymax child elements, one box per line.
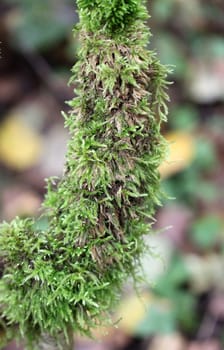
<box><xmin>190</xmin><ymin>215</ymin><xmax>223</xmax><ymax>249</ymax></box>
<box><xmin>154</xmin><ymin>254</ymin><xmax>189</xmax><ymax>296</ymax></box>
<box><xmin>135</xmin><ymin>303</ymin><xmax>176</xmax><ymax>336</ymax></box>
<box><xmin>152</xmin><ymin>33</ymin><xmax>187</xmax><ymax>78</ymax></box>
<box><xmin>194</xmin><ymin>138</ymin><xmax>217</xmax><ymax>171</ymax></box>
<box><xmin>170</xmin><ymin>105</ymin><xmax>199</xmax><ymax>131</ymax></box>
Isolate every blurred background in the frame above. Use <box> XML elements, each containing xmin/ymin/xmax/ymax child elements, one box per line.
<box><xmin>0</xmin><ymin>0</ymin><xmax>224</xmax><ymax>349</ymax></box>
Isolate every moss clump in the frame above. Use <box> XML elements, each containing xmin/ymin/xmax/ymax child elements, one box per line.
<box><xmin>77</xmin><ymin>0</ymin><xmax>148</xmax><ymax>33</ymax></box>
<box><xmin>0</xmin><ymin>0</ymin><xmax>170</xmax><ymax>348</ymax></box>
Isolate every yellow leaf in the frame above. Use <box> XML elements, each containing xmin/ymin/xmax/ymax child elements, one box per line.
<box><xmin>0</xmin><ymin>115</ymin><xmax>42</xmax><ymax>170</ymax></box>
<box><xmin>115</xmin><ymin>292</ymin><xmax>172</xmax><ymax>335</ymax></box>
<box><xmin>160</xmin><ymin>132</ymin><xmax>195</xmax><ymax>178</ymax></box>
<box><xmin>115</xmin><ymin>292</ymin><xmax>151</xmax><ymax>334</ymax></box>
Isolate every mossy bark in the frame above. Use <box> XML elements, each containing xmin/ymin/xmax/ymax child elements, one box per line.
<box><xmin>0</xmin><ymin>1</ymin><xmax>170</xmax><ymax>348</ymax></box>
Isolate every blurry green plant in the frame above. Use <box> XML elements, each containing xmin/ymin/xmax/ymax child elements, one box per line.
<box><xmin>152</xmin><ymin>33</ymin><xmax>187</xmax><ymax>79</ymax></box>
<box><xmin>162</xmin><ymin>136</ymin><xmax>217</xmax><ymax>206</ymax></box>
<box><xmin>6</xmin><ymin>0</ymin><xmax>75</xmax><ymax>51</ymax></box>
<box><xmin>133</xmin><ymin>254</ymin><xmax>197</xmax><ymax>338</ymax></box>
<box><xmin>190</xmin><ymin>214</ymin><xmax>223</xmax><ymax>250</ymax></box>
<box><xmin>153</xmin><ymin>254</ymin><xmax>197</xmax><ymax>333</ymax></box>
<box><xmin>0</xmin><ymin>0</ymin><xmax>170</xmax><ymax>349</ymax></box>
<box><xmin>169</xmin><ymin>105</ymin><xmax>199</xmax><ymax>132</ymax></box>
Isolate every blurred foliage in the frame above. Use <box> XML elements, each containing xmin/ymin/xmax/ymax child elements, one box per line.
<box><xmin>152</xmin><ymin>33</ymin><xmax>187</xmax><ymax>79</ymax></box>
<box><xmin>135</xmin><ymin>303</ymin><xmax>176</xmax><ymax>336</ymax></box>
<box><xmin>190</xmin><ymin>215</ymin><xmax>223</xmax><ymax>250</ymax></box>
<box><xmin>5</xmin><ymin>0</ymin><xmax>76</xmax><ymax>51</ymax></box>
<box><xmin>169</xmin><ymin>105</ymin><xmax>199</xmax><ymax>132</ymax></box>
<box><xmin>152</xmin><ymin>254</ymin><xmax>197</xmax><ymax>334</ymax></box>
<box><xmin>162</xmin><ymin>136</ymin><xmax>218</xmax><ymax>205</ymax></box>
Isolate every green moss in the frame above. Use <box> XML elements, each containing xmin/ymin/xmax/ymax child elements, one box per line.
<box><xmin>76</xmin><ymin>0</ymin><xmax>148</xmax><ymax>33</ymax></box>
<box><xmin>0</xmin><ymin>1</ymin><xmax>170</xmax><ymax>348</ymax></box>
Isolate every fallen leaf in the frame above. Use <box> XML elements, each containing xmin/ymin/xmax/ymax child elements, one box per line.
<box><xmin>0</xmin><ymin>115</ymin><xmax>43</xmax><ymax>170</ymax></box>
<box><xmin>115</xmin><ymin>292</ymin><xmax>152</xmax><ymax>334</ymax></box>
<box><xmin>159</xmin><ymin>132</ymin><xmax>195</xmax><ymax>178</ymax></box>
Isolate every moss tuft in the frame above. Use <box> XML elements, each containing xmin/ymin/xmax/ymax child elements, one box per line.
<box><xmin>77</xmin><ymin>0</ymin><xmax>148</xmax><ymax>33</ymax></box>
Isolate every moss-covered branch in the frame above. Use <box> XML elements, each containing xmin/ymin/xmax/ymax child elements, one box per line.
<box><xmin>0</xmin><ymin>1</ymin><xmax>170</xmax><ymax>348</ymax></box>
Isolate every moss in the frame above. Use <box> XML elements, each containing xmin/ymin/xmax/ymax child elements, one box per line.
<box><xmin>76</xmin><ymin>0</ymin><xmax>148</xmax><ymax>33</ymax></box>
<box><xmin>0</xmin><ymin>1</ymin><xmax>170</xmax><ymax>348</ymax></box>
